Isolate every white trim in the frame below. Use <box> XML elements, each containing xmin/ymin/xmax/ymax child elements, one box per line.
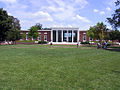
<box><xmin>51</xmin><ymin>30</ymin><xmax>53</xmax><ymax>42</ymax></box>
<box><xmin>48</xmin><ymin>42</ymin><xmax>77</xmax><ymax>45</ymax></box>
<box><xmin>44</xmin><ymin>32</ymin><xmax>47</xmax><ymax>34</ymax></box>
<box><xmin>61</xmin><ymin>30</ymin><xmax>63</xmax><ymax>42</ymax></box>
<box><xmin>38</xmin><ymin>30</ymin><xmax>51</xmax><ymax>31</ymax></box>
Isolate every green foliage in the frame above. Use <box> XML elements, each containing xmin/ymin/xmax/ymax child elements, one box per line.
<box><xmin>28</xmin><ymin>26</ymin><xmax>39</xmax><ymax>39</ymax></box>
<box><xmin>109</xmin><ymin>30</ymin><xmax>120</xmax><ymax>40</ymax></box>
<box><xmin>6</xmin><ymin>16</ymin><xmax>21</xmax><ymax>41</ymax></box>
<box><xmin>0</xmin><ymin>8</ymin><xmax>9</xmax><ymax>41</ymax></box>
<box><xmin>22</xmin><ymin>33</ymin><xmax>26</xmax><ymax>39</ymax></box>
<box><xmin>81</xmin><ymin>41</ymin><xmax>90</xmax><ymax>44</ymax></box>
<box><xmin>107</xmin><ymin>0</ymin><xmax>120</xmax><ymax>30</ymax></box>
<box><xmin>34</xmin><ymin>23</ymin><xmax>42</xmax><ymax>30</ymax></box>
<box><xmin>38</xmin><ymin>41</ymin><xmax>47</xmax><ymax>44</ymax></box>
<box><xmin>6</xmin><ymin>29</ymin><xmax>20</xmax><ymax>41</ymax></box>
<box><xmin>0</xmin><ymin>8</ymin><xmax>21</xmax><ymax>42</ymax></box>
<box><xmin>88</xmin><ymin>22</ymin><xmax>108</xmax><ymax>41</ymax></box>
<box><xmin>17</xmin><ymin>40</ymin><xmax>35</xmax><ymax>43</ymax></box>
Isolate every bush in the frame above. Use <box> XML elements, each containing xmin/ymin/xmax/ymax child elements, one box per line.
<box><xmin>38</xmin><ymin>41</ymin><xmax>47</xmax><ymax>44</ymax></box>
<box><xmin>16</xmin><ymin>40</ymin><xmax>35</xmax><ymax>43</ymax></box>
<box><xmin>107</xmin><ymin>43</ymin><xmax>111</xmax><ymax>46</ymax></box>
<box><xmin>81</xmin><ymin>41</ymin><xmax>90</xmax><ymax>44</ymax></box>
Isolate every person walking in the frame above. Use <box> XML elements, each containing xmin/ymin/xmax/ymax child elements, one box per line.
<box><xmin>77</xmin><ymin>41</ymin><xmax>80</xmax><ymax>48</ymax></box>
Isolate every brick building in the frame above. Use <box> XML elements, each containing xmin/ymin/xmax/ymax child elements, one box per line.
<box><xmin>20</xmin><ymin>27</ymin><xmax>90</xmax><ymax>44</ymax></box>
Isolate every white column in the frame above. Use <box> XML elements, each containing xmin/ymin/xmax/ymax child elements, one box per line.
<box><xmin>66</xmin><ymin>30</ymin><xmax>68</xmax><ymax>42</ymax></box>
<box><xmin>56</xmin><ymin>30</ymin><xmax>58</xmax><ymax>42</ymax></box>
<box><xmin>77</xmin><ymin>30</ymin><xmax>79</xmax><ymax>42</ymax></box>
<box><xmin>51</xmin><ymin>30</ymin><xmax>53</xmax><ymax>42</ymax></box>
<box><xmin>72</xmin><ymin>30</ymin><xmax>74</xmax><ymax>43</ymax></box>
<box><xmin>62</xmin><ymin>30</ymin><xmax>63</xmax><ymax>42</ymax></box>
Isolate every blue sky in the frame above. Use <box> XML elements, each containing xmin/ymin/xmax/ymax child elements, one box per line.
<box><xmin>0</xmin><ymin>0</ymin><xmax>116</xmax><ymax>30</ymax></box>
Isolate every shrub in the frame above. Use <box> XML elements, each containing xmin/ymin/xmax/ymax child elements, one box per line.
<box><xmin>81</xmin><ymin>41</ymin><xmax>90</xmax><ymax>44</ymax></box>
<box><xmin>38</xmin><ymin>41</ymin><xmax>47</xmax><ymax>44</ymax></box>
<box><xmin>16</xmin><ymin>40</ymin><xmax>35</xmax><ymax>43</ymax></box>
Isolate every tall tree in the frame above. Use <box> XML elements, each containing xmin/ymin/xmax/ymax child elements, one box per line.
<box><xmin>34</xmin><ymin>23</ymin><xmax>42</xmax><ymax>30</ymax></box>
<box><xmin>6</xmin><ymin>16</ymin><xmax>21</xmax><ymax>44</ymax></box>
<box><xmin>107</xmin><ymin>0</ymin><xmax>120</xmax><ymax>42</ymax></box>
<box><xmin>109</xmin><ymin>30</ymin><xmax>120</xmax><ymax>43</ymax></box>
<box><xmin>107</xmin><ymin>0</ymin><xmax>120</xmax><ymax>30</ymax></box>
<box><xmin>95</xmin><ymin>22</ymin><xmax>108</xmax><ymax>41</ymax></box>
<box><xmin>87</xmin><ymin>22</ymin><xmax>108</xmax><ymax>42</ymax></box>
<box><xmin>0</xmin><ymin>8</ymin><xmax>10</xmax><ymax>41</ymax></box>
<box><xmin>0</xmin><ymin>8</ymin><xmax>21</xmax><ymax>43</ymax></box>
<box><xmin>28</xmin><ymin>26</ymin><xmax>39</xmax><ymax>40</ymax></box>
<box><xmin>87</xmin><ymin>26</ymin><xmax>95</xmax><ymax>44</ymax></box>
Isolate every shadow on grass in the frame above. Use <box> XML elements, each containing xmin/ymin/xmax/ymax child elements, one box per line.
<box><xmin>106</xmin><ymin>48</ymin><xmax>120</xmax><ymax>52</ymax></box>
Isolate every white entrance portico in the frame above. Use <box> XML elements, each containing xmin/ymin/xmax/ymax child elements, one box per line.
<box><xmin>51</xmin><ymin>27</ymin><xmax>79</xmax><ymax>44</ymax></box>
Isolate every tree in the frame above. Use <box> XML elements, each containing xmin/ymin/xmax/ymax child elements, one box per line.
<box><xmin>107</xmin><ymin>0</ymin><xmax>120</xmax><ymax>30</ymax></box>
<box><xmin>87</xmin><ymin>22</ymin><xmax>108</xmax><ymax>43</ymax></box>
<box><xmin>95</xmin><ymin>22</ymin><xmax>108</xmax><ymax>41</ymax></box>
<box><xmin>22</xmin><ymin>33</ymin><xmax>26</xmax><ymax>39</ymax></box>
<box><xmin>109</xmin><ymin>30</ymin><xmax>120</xmax><ymax>43</ymax></box>
<box><xmin>34</xmin><ymin>23</ymin><xmax>42</xmax><ymax>30</ymax></box>
<box><xmin>107</xmin><ymin>0</ymin><xmax>120</xmax><ymax>43</ymax></box>
<box><xmin>0</xmin><ymin>8</ymin><xmax>21</xmax><ymax>44</ymax></box>
<box><xmin>87</xmin><ymin>26</ymin><xmax>95</xmax><ymax>44</ymax></box>
<box><xmin>0</xmin><ymin>8</ymin><xmax>10</xmax><ymax>41</ymax></box>
<box><xmin>28</xmin><ymin>26</ymin><xmax>39</xmax><ymax>40</ymax></box>
<box><xmin>6</xmin><ymin>16</ymin><xmax>21</xmax><ymax>44</ymax></box>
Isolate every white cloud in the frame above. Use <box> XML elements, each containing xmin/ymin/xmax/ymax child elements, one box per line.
<box><xmin>99</xmin><ymin>11</ymin><xmax>105</xmax><ymax>15</ymax></box>
<box><xmin>0</xmin><ymin>0</ymin><xmax>16</xmax><ymax>3</ymax></box>
<box><xmin>2</xmin><ymin>0</ymin><xmax>90</xmax><ymax>29</ymax></box>
<box><xmin>74</xmin><ymin>0</ymin><xmax>88</xmax><ymax>9</ymax></box>
<box><xmin>33</xmin><ymin>11</ymin><xmax>53</xmax><ymax>21</ymax></box>
<box><xmin>93</xmin><ymin>9</ymin><xmax>99</xmax><ymax>12</ymax></box>
<box><xmin>76</xmin><ymin>15</ymin><xmax>91</xmax><ymax>23</ymax></box>
<box><xmin>93</xmin><ymin>9</ymin><xmax>105</xmax><ymax>15</ymax></box>
<box><xmin>106</xmin><ymin>7</ymin><xmax>111</xmax><ymax>11</ymax></box>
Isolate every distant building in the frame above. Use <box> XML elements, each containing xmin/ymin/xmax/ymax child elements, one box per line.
<box><xmin>20</xmin><ymin>27</ymin><xmax>90</xmax><ymax>44</ymax></box>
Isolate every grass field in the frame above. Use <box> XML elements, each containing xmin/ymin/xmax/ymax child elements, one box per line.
<box><xmin>0</xmin><ymin>45</ymin><xmax>120</xmax><ymax>90</ymax></box>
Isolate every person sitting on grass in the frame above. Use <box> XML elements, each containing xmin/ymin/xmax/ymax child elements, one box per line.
<box><xmin>97</xmin><ymin>41</ymin><xmax>101</xmax><ymax>49</ymax></box>
<box><xmin>104</xmin><ymin>41</ymin><xmax>108</xmax><ymax>49</ymax></box>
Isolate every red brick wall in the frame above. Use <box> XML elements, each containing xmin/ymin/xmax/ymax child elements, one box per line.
<box><xmin>39</xmin><ymin>31</ymin><xmax>51</xmax><ymax>41</ymax></box>
<box><xmin>21</xmin><ymin>30</ymin><xmax>51</xmax><ymax>42</ymax></box>
<box><xmin>79</xmin><ymin>31</ymin><xmax>89</xmax><ymax>42</ymax></box>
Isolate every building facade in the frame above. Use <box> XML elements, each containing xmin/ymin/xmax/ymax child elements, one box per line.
<box><xmin>21</xmin><ymin>27</ymin><xmax>89</xmax><ymax>44</ymax></box>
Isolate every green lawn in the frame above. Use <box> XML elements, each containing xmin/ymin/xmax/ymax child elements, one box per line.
<box><xmin>0</xmin><ymin>45</ymin><xmax>120</xmax><ymax>90</ymax></box>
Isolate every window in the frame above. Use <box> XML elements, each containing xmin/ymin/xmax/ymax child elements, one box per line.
<box><xmin>63</xmin><ymin>30</ymin><xmax>67</xmax><ymax>42</ymax></box>
<box><xmin>83</xmin><ymin>34</ymin><xmax>86</xmax><ymax>41</ymax></box>
<box><xmin>38</xmin><ymin>35</ymin><xmax>41</xmax><ymax>41</ymax></box>
<box><xmin>44</xmin><ymin>35</ymin><xmax>47</xmax><ymax>41</ymax></box>
<box><xmin>58</xmin><ymin>30</ymin><xmax>62</xmax><ymax>42</ymax></box>
<box><xmin>53</xmin><ymin>31</ymin><xmax>56</xmax><ymax>42</ymax></box>
<box><xmin>73</xmin><ymin>31</ymin><xmax>77</xmax><ymax>42</ymax></box>
<box><xmin>26</xmin><ymin>34</ymin><xmax>29</xmax><ymax>40</ymax></box>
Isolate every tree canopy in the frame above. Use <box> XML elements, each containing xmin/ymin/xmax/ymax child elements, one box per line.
<box><xmin>0</xmin><ymin>8</ymin><xmax>9</xmax><ymax>41</ymax></box>
<box><xmin>0</xmin><ymin>8</ymin><xmax>21</xmax><ymax>42</ymax></box>
<box><xmin>87</xmin><ymin>22</ymin><xmax>108</xmax><ymax>41</ymax></box>
<box><xmin>107</xmin><ymin>0</ymin><xmax>120</xmax><ymax>30</ymax></box>
<box><xmin>28</xmin><ymin>26</ymin><xmax>39</xmax><ymax>40</ymax></box>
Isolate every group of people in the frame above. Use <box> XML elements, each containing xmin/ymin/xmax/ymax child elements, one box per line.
<box><xmin>97</xmin><ymin>41</ymin><xmax>108</xmax><ymax>49</ymax></box>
